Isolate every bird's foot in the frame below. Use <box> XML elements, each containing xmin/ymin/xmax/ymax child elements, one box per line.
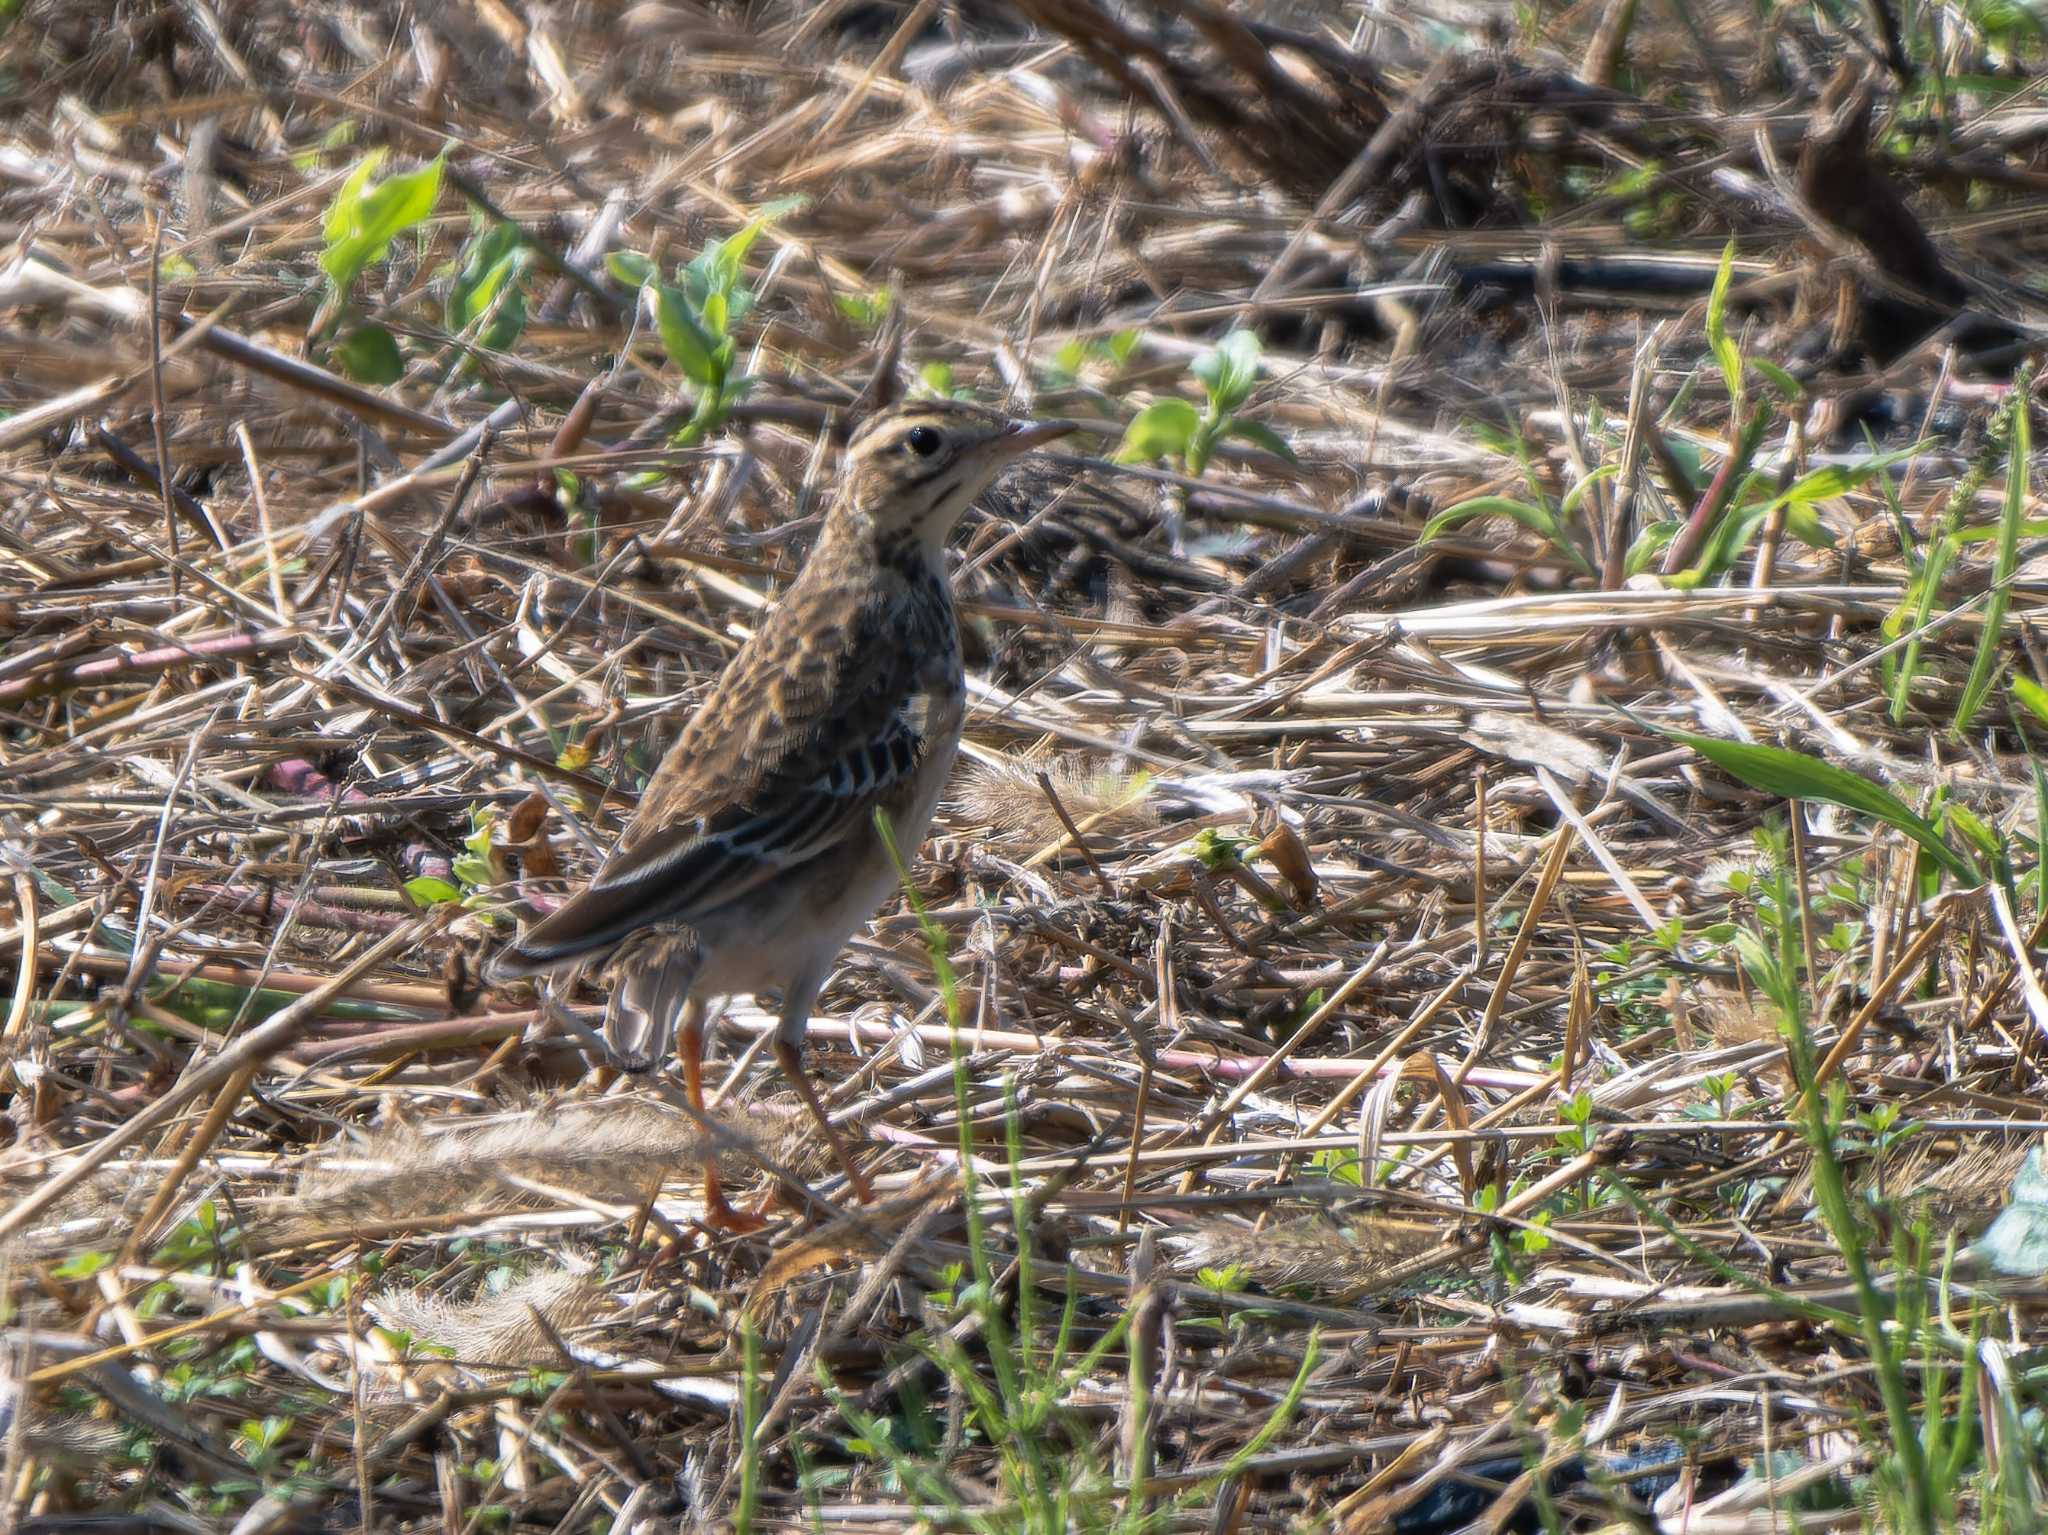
<box><xmin>700</xmin><ymin>1171</ymin><xmax>769</xmax><ymax>1234</ymax></box>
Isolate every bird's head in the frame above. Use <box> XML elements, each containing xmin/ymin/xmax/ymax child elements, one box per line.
<box><xmin>837</xmin><ymin>399</ymin><xmax>1077</xmax><ymax>558</ymax></box>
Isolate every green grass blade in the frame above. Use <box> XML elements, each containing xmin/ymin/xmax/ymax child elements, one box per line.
<box><xmin>1887</xmin><ymin>532</ymin><xmax>1956</xmax><ymax>723</ymax></box>
<box><xmin>1660</xmin><ymin>729</ymin><xmax>1980</xmax><ymax>886</ymax></box>
<box><xmin>736</xmin><ymin>1324</ymin><xmax>762</xmax><ymax>1534</ymax></box>
<box><xmin>1953</xmin><ymin>380</ymin><xmax>2031</xmax><ymax>732</ymax></box>
<box><xmin>1705</xmin><ymin>237</ymin><xmax>1742</xmax><ymax>402</ymax></box>
<box><xmin>1418</xmin><ymin>497</ymin><xmax>1595</xmax><ymax>574</ymax></box>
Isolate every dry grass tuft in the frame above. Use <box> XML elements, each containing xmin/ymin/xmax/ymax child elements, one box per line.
<box><xmin>1166</xmin><ymin>1212</ymin><xmax>1444</xmax><ymax>1299</ymax></box>
<box><xmin>953</xmin><ymin>752</ymin><xmax>1159</xmax><ymax>840</ymax></box>
<box><xmin>366</xmin><ymin>1256</ymin><xmax>609</xmax><ymax>1372</ymax></box>
<box><xmin>271</xmin><ymin>1097</ymin><xmax>716</xmax><ymax>1237</ymax></box>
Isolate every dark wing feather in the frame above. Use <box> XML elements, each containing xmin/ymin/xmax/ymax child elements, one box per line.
<box><xmin>490</xmin><ymin>567</ymin><xmax>947</xmax><ymax>977</ymax></box>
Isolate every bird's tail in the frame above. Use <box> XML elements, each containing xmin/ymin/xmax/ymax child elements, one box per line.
<box><xmin>598</xmin><ymin>925</ymin><xmax>701</xmax><ymax>1072</ymax></box>
<box><xmin>481</xmin><ymin>941</ymin><xmax>574</xmax><ymax>986</ymax></box>
<box><xmin>482</xmin><ymin>879</ymin><xmax>656</xmax><ymax>985</ymax></box>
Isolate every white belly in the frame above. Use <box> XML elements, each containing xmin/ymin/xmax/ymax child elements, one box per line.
<box><xmin>695</xmin><ymin>707</ymin><xmax>963</xmax><ymax>1001</ymax></box>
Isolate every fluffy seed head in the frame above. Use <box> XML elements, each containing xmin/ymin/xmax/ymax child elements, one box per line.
<box><xmin>840</xmin><ymin>398</ymin><xmax>1076</xmax><ymax>553</ymax></box>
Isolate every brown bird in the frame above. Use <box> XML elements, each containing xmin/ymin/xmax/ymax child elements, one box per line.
<box><xmin>488</xmin><ymin>399</ymin><xmax>1077</xmax><ymax>1229</ymax></box>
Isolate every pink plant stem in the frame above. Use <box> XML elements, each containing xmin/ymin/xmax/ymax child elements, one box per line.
<box><xmin>0</xmin><ymin>627</ymin><xmax>300</xmax><ymax>704</ymax></box>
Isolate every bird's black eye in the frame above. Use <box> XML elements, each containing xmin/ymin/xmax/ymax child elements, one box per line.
<box><xmin>905</xmin><ymin>425</ymin><xmax>943</xmax><ymax>457</ymax></box>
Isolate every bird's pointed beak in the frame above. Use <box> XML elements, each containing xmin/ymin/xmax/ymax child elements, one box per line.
<box><xmin>999</xmin><ymin>417</ymin><xmax>1081</xmax><ymax>454</ymax></box>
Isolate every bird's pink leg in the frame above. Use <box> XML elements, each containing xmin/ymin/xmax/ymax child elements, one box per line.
<box><xmin>764</xmin><ymin>970</ymin><xmax>873</xmax><ymax>1206</ymax></box>
<box><xmin>679</xmin><ymin>999</ymin><xmax>767</xmax><ymax>1233</ymax></box>
<box><xmin>772</xmin><ymin>1038</ymin><xmax>874</xmax><ymax>1203</ymax></box>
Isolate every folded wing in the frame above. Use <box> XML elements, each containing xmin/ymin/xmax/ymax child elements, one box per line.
<box><xmin>489</xmin><ymin>586</ymin><xmax>934</xmax><ymax>977</ymax></box>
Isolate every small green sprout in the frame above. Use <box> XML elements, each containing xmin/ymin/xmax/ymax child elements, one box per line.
<box><xmin>317</xmin><ymin>149</ymin><xmax>447</xmax><ymax>380</ymax></box>
<box><xmin>1115</xmin><ymin>328</ymin><xmax>1294</xmax><ymax>474</ymax></box>
<box><xmin>321</xmin><ymin>150</ymin><xmax>446</xmax><ymax>298</ymax></box>
<box><xmin>1187</xmin><ymin>826</ymin><xmax>1245</xmax><ymax>872</ymax></box>
<box><xmin>834</xmin><ymin>285</ymin><xmax>893</xmax><ymax>331</ymax></box>
<box><xmin>608</xmin><ymin>198</ymin><xmax>802</xmax><ymax>447</ymax></box>
<box><xmin>1196</xmin><ymin>1262</ymin><xmax>1250</xmax><ymax>1293</ymax></box>
<box><xmin>445</xmin><ymin>215</ymin><xmax>531</xmax><ymax>359</ymax></box>
<box><xmin>911</xmin><ymin>360</ymin><xmax>974</xmax><ymax>400</ymax></box>
<box><xmin>1044</xmin><ymin>328</ymin><xmax>1139</xmax><ymax>387</ymax></box>
<box><xmin>405</xmin><ymin>805</ymin><xmax>505</xmax><ymax>910</ymax></box>
<box><xmin>1308</xmin><ymin>1146</ymin><xmax>1364</xmax><ymax>1187</ymax></box>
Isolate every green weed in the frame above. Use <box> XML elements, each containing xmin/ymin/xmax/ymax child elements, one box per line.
<box><xmin>317</xmin><ymin>150</ymin><xmax>447</xmax><ymax>380</ymax></box>
<box><xmin>1115</xmin><ymin>329</ymin><xmax>1293</xmax><ymax>475</ymax></box>
<box><xmin>607</xmin><ymin>200</ymin><xmax>801</xmax><ymax>449</ymax></box>
<box><xmin>830</xmin><ymin>809</ymin><xmax>1317</xmax><ymax>1533</ymax></box>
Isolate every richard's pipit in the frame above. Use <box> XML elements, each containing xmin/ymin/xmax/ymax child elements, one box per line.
<box><xmin>490</xmin><ymin>400</ymin><xmax>1076</xmax><ymax>1228</ymax></box>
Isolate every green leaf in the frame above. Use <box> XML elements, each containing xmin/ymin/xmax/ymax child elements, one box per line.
<box><xmin>1193</xmin><ymin>329</ymin><xmax>1262</xmax><ymax>413</ymax></box>
<box><xmin>1675</xmin><ymin>468</ymin><xmax>1775</xmax><ymax>584</ymax></box>
<box><xmin>464</xmin><ymin>808</ymin><xmax>495</xmax><ymax>860</ymax></box>
<box><xmin>1887</xmin><ymin>527</ymin><xmax>1958</xmax><ymax>721</ymax></box>
<box><xmin>1777</xmin><ymin>500</ymin><xmax>1835</xmax><ymax>550</ymax></box>
<box><xmin>446</xmin><ymin>219</ymin><xmax>528</xmax><ymax>353</ymax></box>
<box><xmin>1105</xmin><ymin>328</ymin><xmax>1141</xmax><ymax>366</ymax></box>
<box><xmin>332</xmin><ymin>323</ymin><xmax>404</xmax><ymax>385</ymax></box>
<box><xmin>700</xmin><ymin>200</ymin><xmax>799</xmax><ymax>298</ymax></box>
<box><xmin>677</xmin><ymin>251</ymin><xmax>713</xmax><ymax>312</ymax></box>
<box><xmin>320</xmin><ymin>153</ymin><xmax>445</xmax><ymax>295</ymax></box>
<box><xmin>606</xmin><ymin>250</ymin><xmax>656</xmax><ymax>289</ymax></box>
<box><xmin>1761</xmin><ymin>446</ymin><xmax>1923</xmax><ymax>535</ymax></box>
<box><xmin>1420</xmin><ymin>495</ymin><xmax>1555</xmax><ymax>542</ymax></box>
<box><xmin>1219</xmin><ymin>328</ymin><xmax>1262</xmax><ymax>401</ymax></box>
<box><xmin>1679</xmin><ymin>442</ymin><xmax>1884</xmax><ymax>585</ymax></box>
<box><xmin>322</xmin><ymin>149</ymin><xmax>387</xmax><ymax>250</ymax></box>
<box><xmin>447</xmin><ymin>220</ymin><xmax>521</xmax><ymax>324</ymax></box>
<box><xmin>1660</xmin><ymin>728</ymin><xmax>1981</xmax><ymax>886</ymax></box>
<box><xmin>1625</xmin><ymin>521</ymin><xmax>1680</xmax><ymax>576</ymax></box>
<box><xmin>1748</xmin><ymin>357</ymin><xmax>1803</xmax><ymax>400</ymax></box>
<box><xmin>651</xmin><ymin>284</ymin><xmax>720</xmax><ymax>387</ymax></box>
<box><xmin>1559</xmin><ymin>463</ymin><xmax>1618</xmax><ymax>520</ymax></box>
<box><xmin>1114</xmin><ymin>398</ymin><xmax>1200</xmax><ymax>464</ymax></box>
<box><xmin>293</xmin><ymin>119</ymin><xmax>361</xmax><ymax>173</ymax></box>
<box><xmin>52</xmin><ymin>1249</ymin><xmax>113</xmax><ymax>1281</ymax></box>
<box><xmin>1942</xmin><ymin>802</ymin><xmax>2002</xmax><ymax>861</ymax></box>
<box><xmin>709</xmin><ymin>235</ymin><xmax>748</xmax><ymax>293</ymax></box>
<box><xmin>1950</xmin><ymin>519</ymin><xmax>2048</xmax><ymax>543</ymax></box>
<box><xmin>1659</xmin><ymin>431</ymin><xmax>1707</xmax><ymax>497</ymax></box>
<box><xmin>1704</xmin><ymin>237</ymin><xmax>1742</xmax><ymax>402</ymax></box>
<box><xmin>1955</xmin><ymin>383</ymin><xmax>2030</xmax><ymax>732</ymax></box>
<box><xmin>2011</xmin><ymin>674</ymin><xmax>2048</xmax><ymax>727</ymax></box>
<box><xmin>404</xmin><ymin>876</ymin><xmax>461</xmax><ymax>907</ymax></box>
<box><xmin>1467</xmin><ymin>417</ymin><xmax>1532</xmax><ymax>462</ymax></box>
<box><xmin>702</xmin><ymin>204</ymin><xmax>802</xmax><ymax>299</ymax></box>
<box><xmin>834</xmin><ymin>287</ymin><xmax>891</xmax><ymax>330</ymax></box>
<box><xmin>702</xmin><ymin>288</ymin><xmax>729</xmax><ymax>341</ymax></box>
<box><xmin>1221</xmin><ymin>415</ymin><xmax>1297</xmax><ymax>462</ymax></box>
<box><xmin>714</xmin><ymin>219</ymin><xmax>764</xmax><ymax>287</ymax></box>
<box><xmin>1420</xmin><ymin>496</ymin><xmax>1593</xmax><ymax>574</ymax></box>
<box><xmin>753</xmin><ymin>193</ymin><xmax>808</xmax><ymax>222</ymax></box>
